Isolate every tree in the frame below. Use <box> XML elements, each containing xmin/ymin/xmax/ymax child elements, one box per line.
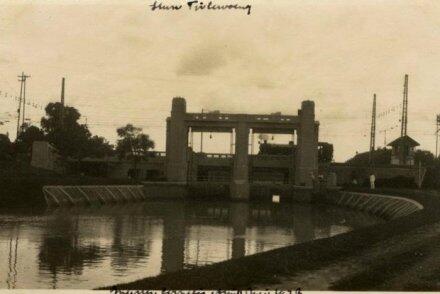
<box><xmin>411</xmin><ymin>150</ymin><xmax>438</xmax><ymax>189</ymax></box>
<box><xmin>134</xmin><ymin>133</ymin><xmax>155</xmax><ymax>154</ymax></box>
<box><xmin>318</xmin><ymin>142</ymin><xmax>334</xmax><ymax>163</ymax></box>
<box><xmin>116</xmin><ymin>124</ymin><xmax>155</xmax><ymax>179</ymax></box>
<box><xmin>15</xmin><ymin>123</ymin><xmax>45</xmax><ymax>155</ymax></box>
<box><xmin>422</xmin><ymin>159</ymin><xmax>440</xmax><ymax>189</ymax></box>
<box><xmin>0</xmin><ymin>134</ymin><xmax>13</xmax><ymax>161</ymax></box>
<box><xmin>88</xmin><ymin>135</ymin><xmax>114</xmax><ymax>158</ymax></box>
<box><xmin>41</xmin><ymin>102</ymin><xmax>91</xmax><ymax>159</ymax></box>
<box><xmin>346</xmin><ymin>148</ymin><xmax>391</xmax><ymax>165</ymax></box>
<box><xmin>413</xmin><ymin>150</ymin><xmax>435</xmax><ymax>166</ymax></box>
<box><xmin>116</xmin><ymin>124</ymin><xmax>155</xmax><ymax>159</ymax></box>
<box><xmin>41</xmin><ymin>102</ymin><xmax>114</xmax><ymax>161</ymax></box>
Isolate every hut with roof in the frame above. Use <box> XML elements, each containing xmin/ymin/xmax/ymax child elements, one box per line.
<box><xmin>387</xmin><ymin>135</ymin><xmax>420</xmax><ymax>166</ymax></box>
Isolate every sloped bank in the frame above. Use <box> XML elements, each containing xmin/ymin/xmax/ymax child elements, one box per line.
<box><xmin>102</xmin><ymin>188</ymin><xmax>438</xmax><ymax>290</ymax></box>
<box><xmin>0</xmin><ymin>163</ymin><xmax>138</xmax><ymax>208</ymax></box>
<box><xmin>322</xmin><ymin>190</ymin><xmax>423</xmax><ymax>220</ymax></box>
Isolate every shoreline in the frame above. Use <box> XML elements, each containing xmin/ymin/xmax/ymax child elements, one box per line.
<box><xmin>0</xmin><ymin>164</ymin><xmax>138</xmax><ymax>208</ymax></box>
<box><xmin>101</xmin><ymin>188</ymin><xmax>440</xmax><ymax>290</ymax></box>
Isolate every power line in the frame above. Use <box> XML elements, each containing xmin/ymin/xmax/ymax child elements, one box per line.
<box><xmin>0</xmin><ymin>90</ymin><xmax>44</xmax><ymax>110</ymax></box>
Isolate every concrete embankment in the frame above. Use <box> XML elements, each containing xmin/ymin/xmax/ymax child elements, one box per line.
<box><xmin>0</xmin><ymin>164</ymin><xmax>137</xmax><ymax>208</ymax></box>
<box><xmin>43</xmin><ymin>185</ymin><xmax>146</xmax><ymax>206</ymax></box>
<box><xmin>323</xmin><ymin>190</ymin><xmax>423</xmax><ymax>220</ymax></box>
<box><xmin>103</xmin><ymin>188</ymin><xmax>439</xmax><ymax>291</ymax></box>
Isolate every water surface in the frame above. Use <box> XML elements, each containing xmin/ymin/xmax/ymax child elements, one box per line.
<box><xmin>0</xmin><ymin>201</ymin><xmax>383</xmax><ymax>289</ymax></box>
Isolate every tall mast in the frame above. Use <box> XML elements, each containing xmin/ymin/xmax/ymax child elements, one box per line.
<box><xmin>16</xmin><ymin>72</ymin><xmax>30</xmax><ymax>138</ymax></box>
<box><xmin>369</xmin><ymin>93</ymin><xmax>377</xmax><ymax>164</ymax></box>
<box><xmin>401</xmin><ymin>74</ymin><xmax>408</xmax><ymax>137</ymax></box>
<box><xmin>60</xmin><ymin>77</ymin><xmax>65</xmax><ymax>130</ymax></box>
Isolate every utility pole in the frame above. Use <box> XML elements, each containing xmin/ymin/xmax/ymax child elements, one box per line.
<box><xmin>21</xmin><ymin>76</ymin><xmax>27</xmax><ymax>127</ymax></box>
<box><xmin>250</xmin><ymin>129</ymin><xmax>254</xmax><ymax>155</ymax></box>
<box><xmin>16</xmin><ymin>72</ymin><xmax>30</xmax><ymax>138</ymax></box>
<box><xmin>369</xmin><ymin>94</ymin><xmax>377</xmax><ymax>165</ymax></box>
<box><xmin>401</xmin><ymin>74</ymin><xmax>409</xmax><ymax>137</ymax></box>
<box><xmin>230</xmin><ymin>131</ymin><xmax>233</xmax><ymax>154</ymax></box>
<box><xmin>189</xmin><ymin>127</ymin><xmax>194</xmax><ymax>149</ymax></box>
<box><xmin>200</xmin><ymin>108</ymin><xmax>204</xmax><ymax>153</ymax></box>
<box><xmin>436</xmin><ymin>114</ymin><xmax>440</xmax><ymax>158</ymax></box>
<box><xmin>16</xmin><ymin>77</ymin><xmax>23</xmax><ymax>139</ymax></box>
<box><xmin>380</xmin><ymin>129</ymin><xmax>387</xmax><ymax>146</ymax></box>
<box><xmin>60</xmin><ymin>77</ymin><xmax>65</xmax><ymax>130</ymax></box>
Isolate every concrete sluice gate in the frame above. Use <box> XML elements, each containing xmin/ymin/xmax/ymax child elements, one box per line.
<box><xmin>329</xmin><ymin>191</ymin><xmax>423</xmax><ymax>220</ymax></box>
<box><xmin>43</xmin><ymin>185</ymin><xmax>146</xmax><ymax>207</ymax></box>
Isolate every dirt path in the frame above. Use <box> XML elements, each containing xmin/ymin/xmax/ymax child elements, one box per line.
<box><xmin>256</xmin><ymin>221</ymin><xmax>440</xmax><ymax>290</ymax></box>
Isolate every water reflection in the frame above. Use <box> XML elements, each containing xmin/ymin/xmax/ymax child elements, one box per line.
<box><xmin>293</xmin><ymin>205</ymin><xmax>315</xmax><ymax>242</ymax></box>
<box><xmin>110</xmin><ymin>213</ymin><xmax>152</xmax><ymax>274</ymax></box>
<box><xmin>38</xmin><ymin>214</ymin><xmax>102</xmax><ymax>288</ymax></box>
<box><xmin>161</xmin><ymin>202</ymin><xmax>185</xmax><ymax>273</ymax></box>
<box><xmin>231</xmin><ymin>203</ymin><xmax>248</xmax><ymax>259</ymax></box>
<box><xmin>5</xmin><ymin>227</ymin><xmax>19</xmax><ymax>289</ymax></box>
<box><xmin>0</xmin><ymin>201</ymin><xmax>383</xmax><ymax>289</ymax></box>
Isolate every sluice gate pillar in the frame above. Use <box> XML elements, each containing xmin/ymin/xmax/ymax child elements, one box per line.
<box><xmin>166</xmin><ymin>97</ymin><xmax>189</xmax><ymax>182</ymax></box>
<box><xmin>295</xmin><ymin>101</ymin><xmax>318</xmax><ymax>186</ymax></box>
<box><xmin>231</xmin><ymin>122</ymin><xmax>250</xmax><ymax>200</ymax></box>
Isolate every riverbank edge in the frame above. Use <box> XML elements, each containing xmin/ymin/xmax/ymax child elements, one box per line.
<box><xmin>0</xmin><ymin>173</ymin><xmax>138</xmax><ymax>208</ymax></box>
<box><xmin>322</xmin><ymin>190</ymin><xmax>423</xmax><ymax>220</ymax></box>
<box><xmin>101</xmin><ymin>188</ymin><xmax>440</xmax><ymax>290</ymax></box>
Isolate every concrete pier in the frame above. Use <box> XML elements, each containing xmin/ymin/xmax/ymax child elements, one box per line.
<box><xmin>231</xmin><ymin>122</ymin><xmax>250</xmax><ymax>200</ymax></box>
<box><xmin>295</xmin><ymin>101</ymin><xmax>318</xmax><ymax>186</ymax></box>
<box><xmin>166</xmin><ymin>97</ymin><xmax>188</xmax><ymax>182</ymax></box>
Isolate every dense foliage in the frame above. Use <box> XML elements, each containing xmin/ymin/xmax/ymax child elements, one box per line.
<box><xmin>0</xmin><ymin>134</ymin><xmax>13</xmax><ymax>160</ymax></box>
<box><xmin>15</xmin><ymin>123</ymin><xmax>45</xmax><ymax>154</ymax></box>
<box><xmin>39</xmin><ymin>102</ymin><xmax>113</xmax><ymax>159</ymax></box>
<box><xmin>116</xmin><ymin>124</ymin><xmax>155</xmax><ymax>159</ymax></box>
<box><xmin>345</xmin><ymin>147</ymin><xmax>440</xmax><ymax>189</ymax></box>
<box><xmin>345</xmin><ymin>148</ymin><xmax>391</xmax><ymax>165</ymax></box>
<box><xmin>318</xmin><ymin>142</ymin><xmax>334</xmax><ymax>163</ymax></box>
<box><xmin>0</xmin><ymin>103</ymin><xmax>115</xmax><ymax>161</ymax></box>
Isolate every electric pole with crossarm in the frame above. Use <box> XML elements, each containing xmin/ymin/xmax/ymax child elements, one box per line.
<box><xmin>369</xmin><ymin>94</ymin><xmax>377</xmax><ymax>165</ymax></box>
<box><xmin>16</xmin><ymin>72</ymin><xmax>30</xmax><ymax>139</ymax></box>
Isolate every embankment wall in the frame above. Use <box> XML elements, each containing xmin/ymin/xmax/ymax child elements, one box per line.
<box><xmin>323</xmin><ymin>190</ymin><xmax>423</xmax><ymax>220</ymax></box>
<box><xmin>43</xmin><ymin>185</ymin><xmax>146</xmax><ymax>206</ymax></box>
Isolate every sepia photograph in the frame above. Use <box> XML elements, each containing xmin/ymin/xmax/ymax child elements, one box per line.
<box><xmin>0</xmin><ymin>0</ymin><xmax>440</xmax><ymax>291</ymax></box>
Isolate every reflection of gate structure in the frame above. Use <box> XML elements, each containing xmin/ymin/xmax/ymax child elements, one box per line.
<box><xmin>166</xmin><ymin>97</ymin><xmax>319</xmax><ymax>200</ymax></box>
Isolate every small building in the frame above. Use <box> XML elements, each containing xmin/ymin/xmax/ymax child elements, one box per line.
<box><xmin>387</xmin><ymin>135</ymin><xmax>420</xmax><ymax>166</ymax></box>
<box><xmin>31</xmin><ymin>141</ymin><xmax>63</xmax><ymax>173</ymax></box>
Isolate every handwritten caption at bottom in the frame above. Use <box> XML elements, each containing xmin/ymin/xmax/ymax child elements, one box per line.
<box><xmin>111</xmin><ymin>289</ymin><xmax>303</xmax><ymax>294</ymax></box>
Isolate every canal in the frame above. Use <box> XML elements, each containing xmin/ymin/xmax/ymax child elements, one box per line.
<box><xmin>0</xmin><ymin>201</ymin><xmax>383</xmax><ymax>289</ymax></box>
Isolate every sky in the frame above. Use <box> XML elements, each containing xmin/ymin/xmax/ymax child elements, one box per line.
<box><xmin>0</xmin><ymin>0</ymin><xmax>439</xmax><ymax>161</ymax></box>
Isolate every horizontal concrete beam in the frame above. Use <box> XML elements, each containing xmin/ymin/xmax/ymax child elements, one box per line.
<box><xmin>185</xmin><ymin>112</ymin><xmax>300</xmax><ymax>124</ymax></box>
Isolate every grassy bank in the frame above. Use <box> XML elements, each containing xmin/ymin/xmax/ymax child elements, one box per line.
<box><xmin>102</xmin><ymin>188</ymin><xmax>440</xmax><ymax>290</ymax></box>
<box><xmin>0</xmin><ymin>161</ymin><xmax>138</xmax><ymax>208</ymax></box>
